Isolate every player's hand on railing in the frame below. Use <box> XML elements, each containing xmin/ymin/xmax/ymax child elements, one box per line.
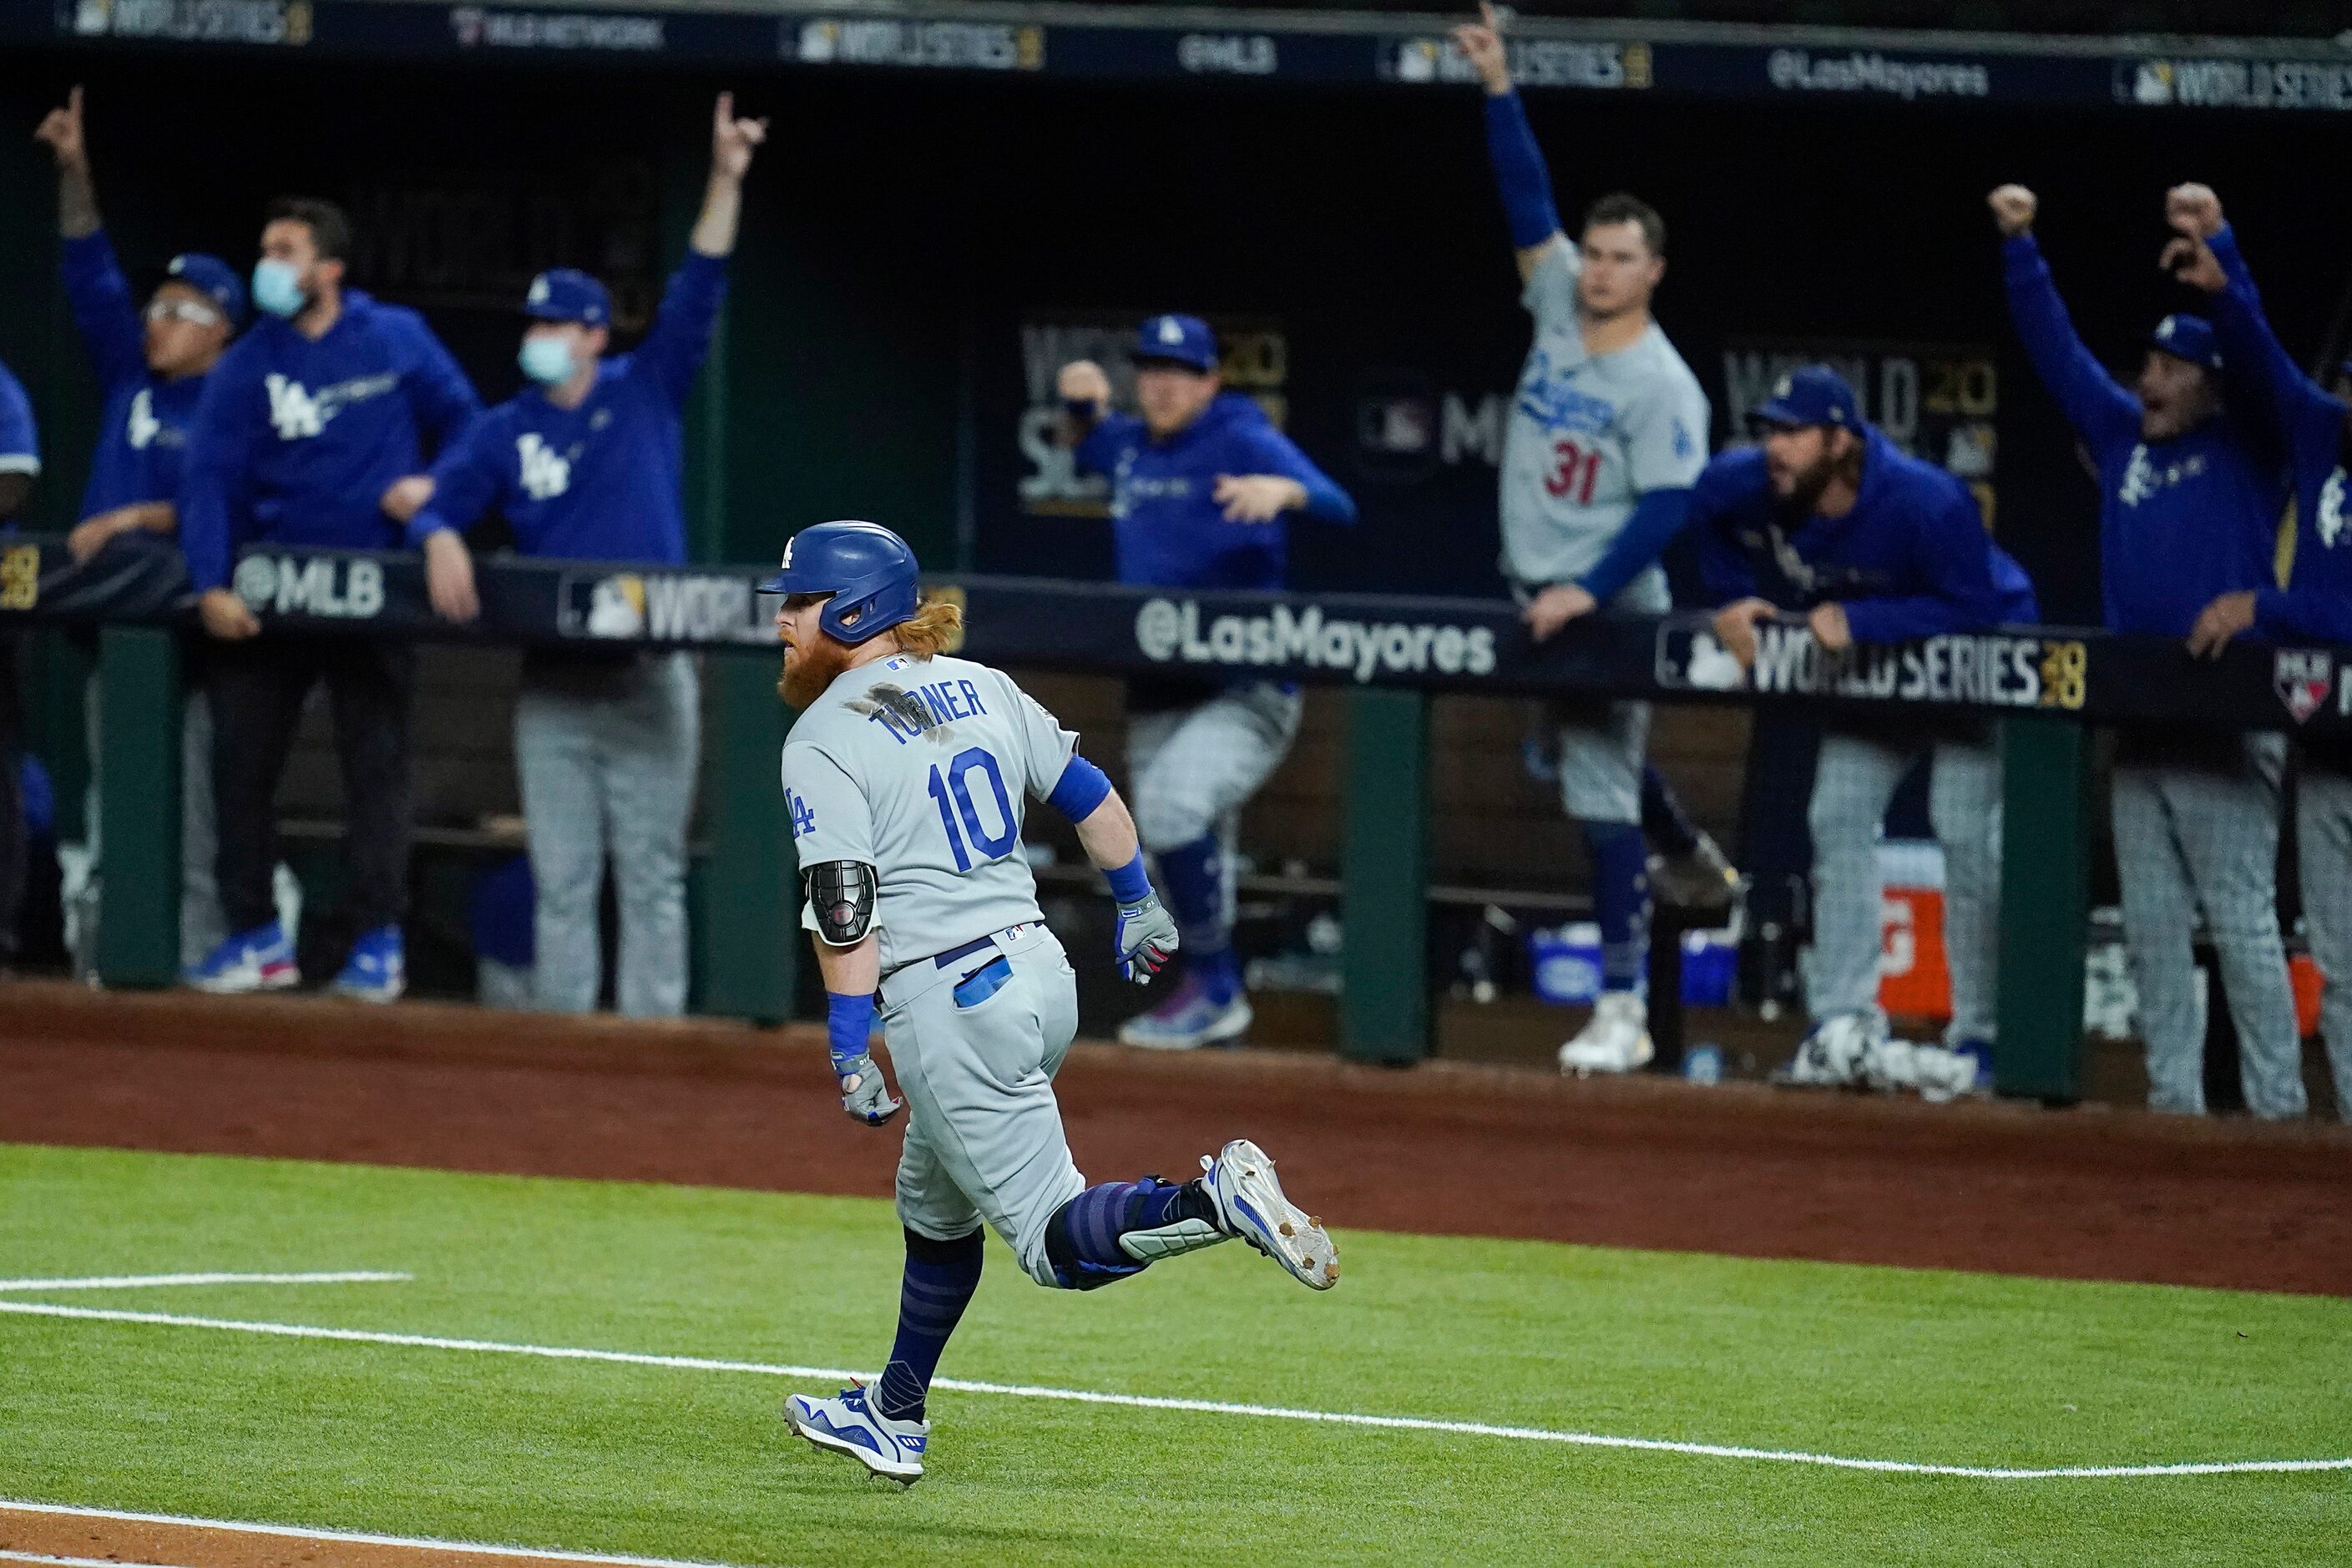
<box><xmin>1114</xmin><ymin>892</ymin><xmax>1179</xmax><ymax>984</ymax></box>
<box><xmin>1808</xmin><ymin>601</ymin><xmax>1852</xmax><ymax>652</ymax></box>
<box><xmin>197</xmin><ymin>587</ymin><xmax>260</xmax><ymax>641</ymax></box>
<box><xmin>1213</xmin><ymin>474</ymin><xmax>1307</xmax><ymax>524</ymax></box>
<box><xmin>834</xmin><ymin>1051</ymin><xmax>904</xmax><ymax>1127</ymax></box>
<box><xmin>2186</xmin><ymin>589</ymin><xmax>2257</xmax><ymax>659</ymax></box>
<box><xmin>423</xmin><ymin>529</ymin><xmax>481</xmax><ymax>624</ymax></box>
<box><xmin>1712</xmin><ymin>598</ymin><xmax>1775</xmax><ymax>669</ymax></box>
<box><xmin>1986</xmin><ymin>185</ymin><xmax>2036</xmax><ymax>238</ymax></box>
<box><xmin>1523</xmin><ymin>583</ymin><xmax>1596</xmax><ymax>641</ymax></box>
<box><xmin>2165</xmin><ymin>183</ymin><xmax>2224</xmax><ymax>240</ymax></box>
<box><xmin>1451</xmin><ymin>3</ymin><xmax>1515</xmax><ymax>96</ymax></box>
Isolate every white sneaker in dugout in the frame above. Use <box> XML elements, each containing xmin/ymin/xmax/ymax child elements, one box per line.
<box><xmin>1773</xmin><ymin>1011</ymin><xmax>1882</xmax><ymax>1088</ymax></box>
<box><xmin>1199</xmin><ymin>1138</ymin><xmax>1338</xmax><ymax>1290</ymax></box>
<box><xmin>1557</xmin><ymin>991</ymin><xmax>1654</xmax><ymax>1075</ymax></box>
<box><xmin>1115</xmin><ymin>978</ymin><xmax>1254</xmax><ymax>1051</ymax></box>
<box><xmin>783</xmin><ymin>1382</ymin><xmax>928</xmax><ymax>1484</ymax></box>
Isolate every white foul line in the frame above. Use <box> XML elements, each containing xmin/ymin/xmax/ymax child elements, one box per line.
<box><xmin>0</xmin><ymin>1272</ymin><xmax>411</xmax><ymax>1293</ymax></box>
<box><xmin>3</xmin><ymin>1297</ymin><xmax>2344</xmax><ymax>1481</ymax></box>
<box><xmin>0</xmin><ymin>1500</ymin><xmax>743</xmax><ymax>1568</ymax></box>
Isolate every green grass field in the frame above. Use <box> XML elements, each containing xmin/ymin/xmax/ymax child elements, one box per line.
<box><xmin>2</xmin><ymin>1142</ymin><xmax>2346</xmax><ymax>1565</ymax></box>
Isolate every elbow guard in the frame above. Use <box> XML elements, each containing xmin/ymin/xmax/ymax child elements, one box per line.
<box><xmin>803</xmin><ymin>860</ymin><xmax>878</xmax><ymax>946</ymax></box>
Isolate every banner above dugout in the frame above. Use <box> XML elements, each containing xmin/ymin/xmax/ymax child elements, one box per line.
<box><xmin>23</xmin><ymin>0</ymin><xmax>2352</xmax><ymax>116</ymax></box>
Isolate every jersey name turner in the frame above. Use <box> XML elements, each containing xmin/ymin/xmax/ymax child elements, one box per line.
<box><xmin>781</xmin><ymin>653</ymin><xmax>1081</xmax><ymax>972</ymax></box>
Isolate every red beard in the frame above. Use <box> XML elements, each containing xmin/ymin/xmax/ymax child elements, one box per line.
<box><xmin>779</xmin><ymin>631</ymin><xmax>854</xmax><ymax>710</ymax></box>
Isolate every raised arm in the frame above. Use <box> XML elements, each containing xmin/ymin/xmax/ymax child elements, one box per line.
<box><xmin>37</xmin><ymin>89</ymin><xmax>145</xmax><ymax>393</ymax></box>
<box><xmin>2162</xmin><ymin>185</ymin><xmax>2344</xmax><ymax>465</ymax></box>
<box><xmin>1455</xmin><ymin>4</ymin><xmax>1567</xmax><ymax>286</ymax></box>
<box><xmin>638</xmin><ymin>93</ymin><xmax>766</xmax><ymax>407</ymax></box>
<box><xmin>1989</xmin><ymin>186</ymin><xmax>2141</xmax><ymax>459</ymax></box>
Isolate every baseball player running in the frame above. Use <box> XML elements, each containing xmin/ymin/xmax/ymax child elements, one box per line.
<box><xmin>1455</xmin><ymin>3</ymin><xmax>1712</xmax><ymax>1075</ymax></box>
<box><xmin>768</xmin><ymin>521</ymin><xmax>1336</xmax><ymax>1485</ymax></box>
<box><xmin>1694</xmin><ymin>367</ymin><xmax>2024</xmax><ymax>1100</ymax></box>
<box><xmin>1991</xmin><ymin>183</ymin><xmax>2304</xmax><ymax>1119</ymax></box>
<box><xmin>2167</xmin><ymin>183</ymin><xmax>2352</xmax><ymax>1121</ymax></box>
<box><xmin>1055</xmin><ymin>314</ymin><xmax>1357</xmax><ymax>1050</ymax></box>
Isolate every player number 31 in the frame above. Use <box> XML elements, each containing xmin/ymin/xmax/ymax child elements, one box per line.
<box><xmin>1545</xmin><ymin>438</ymin><xmax>1602</xmax><ymax>505</ymax></box>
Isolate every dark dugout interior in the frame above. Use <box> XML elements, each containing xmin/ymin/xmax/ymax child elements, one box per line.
<box><xmin>5</xmin><ymin>48</ymin><xmax>2351</xmax><ymax>627</ymax></box>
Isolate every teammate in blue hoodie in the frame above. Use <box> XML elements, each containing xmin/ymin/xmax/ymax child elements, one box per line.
<box><xmin>0</xmin><ymin>357</ymin><xmax>36</xmax><ymax>975</ymax></box>
<box><xmin>1694</xmin><ymin>367</ymin><xmax>2010</xmax><ymax>1102</ymax></box>
<box><xmin>1989</xmin><ymin>181</ymin><xmax>2303</xmax><ymax>1120</ymax></box>
<box><xmin>37</xmin><ymin>84</ymin><xmax>245</xmax><ymax>973</ymax></box>
<box><xmin>401</xmin><ymin>94</ymin><xmax>766</xmax><ymax>1019</ymax></box>
<box><xmin>2163</xmin><ymin>180</ymin><xmax>2352</xmax><ymax>1122</ymax></box>
<box><xmin>1055</xmin><ymin>314</ymin><xmax>1356</xmax><ymax>1049</ymax></box>
<box><xmin>180</xmin><ymin>195</ymin><xmax>482</xmax><ymax>1004</ymax></box>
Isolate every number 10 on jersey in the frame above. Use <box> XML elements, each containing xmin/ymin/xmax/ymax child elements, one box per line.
<box><xmin>928</xmin><ymin>746</ymin><xmax>1019</xmax><ymax>872</ymax></box>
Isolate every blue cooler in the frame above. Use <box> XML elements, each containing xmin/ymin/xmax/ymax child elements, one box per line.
<box><xmin>1529</xmin><ymin>922</ymin><xmax>1604</xmax><ymax>1004</ymax></box>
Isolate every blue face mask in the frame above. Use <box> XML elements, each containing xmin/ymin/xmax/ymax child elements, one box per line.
<box><xmin>518</xmin><ymin>334</ymin><xmax>576</xmax><ymax>387</ymax></box>
<box><xmin>250</xmin><ymin>258</ymin><xmax>306</xmax><ymax>319</ymax></box>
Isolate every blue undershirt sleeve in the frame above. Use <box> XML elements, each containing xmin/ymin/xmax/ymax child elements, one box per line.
<box><xmin>1577</xmin><ymin>487</ymin><xmax>1692</xmax><ymax>604</ymax></box>
<box><xmin>1483</xmin><ymin>91</ymin><xmax>1563</xmax><ymax>251</ymax></box>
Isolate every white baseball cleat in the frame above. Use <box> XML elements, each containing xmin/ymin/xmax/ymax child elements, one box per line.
<box><xmin>1852</xmin><ymin>1032</ymin><xmax>1980</xmax><ymax>1102</ymax></box>
<box><xmin>1117</xmin><ymin>977</ymin><xmax>1253</xmax><ymax>1050</ymax></box>
<box><xmin>1199</xmin><ymin>1138</ymin><xmax>1338</xmax><ymax>1291</ymax></box>
<box><xmin>1557</xmin><ymin>990</ymin><xmax>1654</xmax><ymax>1075</ymax></box>
<box><xmin>783</xmin><ymin>1382</ymin><xmax>928</xmax><ymax>1485</ymax></box>
<box><xmin>1773</xmin><ymin>1010</ymin><xmax>1883</xmax><ymax>1088</ymax></box>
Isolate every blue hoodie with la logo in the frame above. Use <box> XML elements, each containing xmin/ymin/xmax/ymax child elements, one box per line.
<box><xmin>180</xmin><ymin>287</ymin><xmax>479</xmax><ymax>591</ymax></box>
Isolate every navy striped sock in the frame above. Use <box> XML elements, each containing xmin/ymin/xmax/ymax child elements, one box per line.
<box><xmin>874</xmin><ymin>1227</ymin><xmax>984</xmax><ymax>1424</ymax></box>
<box><xmin>1053</xmin><ymin>1178</ymin><xmax>1201</xmax><ymax>1285</ymax></box>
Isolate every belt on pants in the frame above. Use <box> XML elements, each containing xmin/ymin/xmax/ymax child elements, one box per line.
<box><xmin>918</xmin><ymin>923</ymin><xmax>1033</xmax><ymax>1009</ymax></box>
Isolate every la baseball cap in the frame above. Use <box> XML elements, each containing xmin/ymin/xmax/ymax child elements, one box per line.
<box><xmin>524</xmin><ymin>267</ymin><xmax>612</xmax><ymax>326</ymax></box>
<box><xmin>1753</xmin><ymin>365</ymin><xmax>1862</xmax><ymax>432</ymax></box>
<box><xmin>1132</xmin><ymin>313</ymin><xmax>1217</xmax><ymax>373</ymax></box>
<box><xmin>2149</xmin><ymin>313</ymin><xmax>2222</xmax><ymax>372</ymax></box>
<box><xmin>164</xmin><ymin>252</ymin><xmax>246</xmax><ymax>326</ymax></box>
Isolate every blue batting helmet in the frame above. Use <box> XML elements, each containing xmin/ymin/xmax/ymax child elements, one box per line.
<box><xmin>759</xmin><ymin>520</ymin><xmax>922</xmax><ymax>645</ymax></box>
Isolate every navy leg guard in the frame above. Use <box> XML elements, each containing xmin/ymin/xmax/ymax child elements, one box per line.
<box><xmin>1044</xmin><ymin>1176</ymin><xmax>1225</xmax><ymax>1290</ymax></box>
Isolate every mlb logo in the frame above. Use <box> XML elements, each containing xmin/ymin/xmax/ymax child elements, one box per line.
<box><xmin>1653</xmin><ymin>623</ymin><xmax>1748</xmax><ymax>693</ymax></box>
<box><xmin>2274</xmin><ymin>648</ymin><xmax>2334</xmax><ymax>725</ymax></box>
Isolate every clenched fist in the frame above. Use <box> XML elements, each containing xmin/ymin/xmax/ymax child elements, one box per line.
<box><xmin>1986</xmin><ymin>185</ymin><xmax>2036</xmax><ymax>239</ymax></box>
<box><xmin>2166</xmin><ymin>182</ymin><xmax>2224</xmax><ymax>240</ymax></box>
<box><xmin>1057</xmin><ymin>359</ymin><xmax>1111</xmax><ymax>407</ymax></box>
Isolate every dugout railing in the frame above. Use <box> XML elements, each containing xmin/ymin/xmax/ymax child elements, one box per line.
<box><xmin>9</xmin><ymin>532</ymin><xmax>2342</xmax><ymax>1100</ymax></box>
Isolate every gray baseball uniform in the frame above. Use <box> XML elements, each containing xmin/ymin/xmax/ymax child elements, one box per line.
<box><xmin>1806</xmin><ymin>731</ymin><xmax>2003</xmax><ymax>1047</ymax></box>
<box><xmin>2295</xmin><ymin>768</ymin><xmax>2352</xmax><ymax>1122</ymax></box>
<box><xmin>2111</xmin><ymin>731</ymin><xmax>2305</xmax><ymax>1119</ymax></box>
<box><xmin>1503</xmin><ymin>241</ymin><xmax>1710</xmax><ymax>822</ymax></box>
<box><xmin>781</xmin><ymin>651</ymin><xmax>1092</xmax><ymax>1282</ymax></box>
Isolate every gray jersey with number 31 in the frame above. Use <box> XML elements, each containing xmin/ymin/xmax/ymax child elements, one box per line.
<box><xmin>1499</xmin><ymin>242</ymin><xmax>1712</xmax><ymax>593</ymax></box>
<box><xmin>781</xmin><ymin>652</ymin><xmax>1080</xmax><ymax>974</ymax></box>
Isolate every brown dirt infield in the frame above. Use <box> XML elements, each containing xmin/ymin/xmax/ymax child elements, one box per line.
<box><xmin>2</xmin><ymin>981</ymin><xmax>2348</xmax><ymax>1296</ymax></box>
<box><xmin>0</xmin><ymin>1502</ymin><xmax>676</xmax><ymax>1566</ymax></box>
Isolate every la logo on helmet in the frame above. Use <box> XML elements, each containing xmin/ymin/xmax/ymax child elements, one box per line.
<box><xmin>780</xmin><ymin>538</ymin><xmax>795</xmax><ymax>569</ymax></box>
<box><xmin>1158</xmin><ymin>317</ymin><xmax>1183</xmax><ymax>344</ymax></box>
